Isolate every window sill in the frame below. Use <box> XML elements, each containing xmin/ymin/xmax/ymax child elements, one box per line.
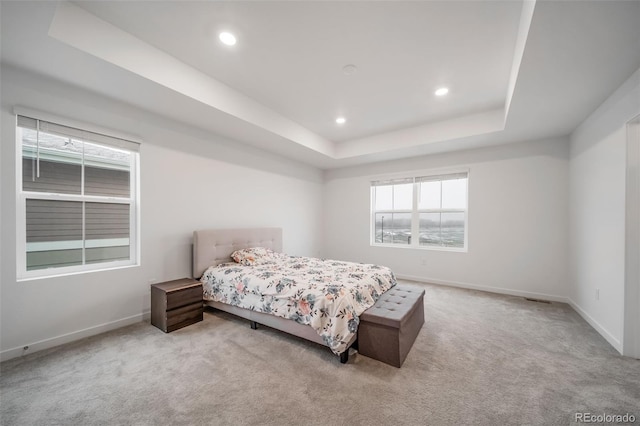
<box><xmin>370</xmin><ymin>243</ymin><xmax>467</xmax><ymax>253</ymax></box>
<box><xmin>17</xmin><ymin>262</ymin><xmax>139</xmax><ymax>282</ymax></box>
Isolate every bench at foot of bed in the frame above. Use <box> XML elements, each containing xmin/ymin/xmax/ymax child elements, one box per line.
<box><xmin>357</xmin><ymin>284</ymin><xmax>425</xmax><ymax>367</ymax></box>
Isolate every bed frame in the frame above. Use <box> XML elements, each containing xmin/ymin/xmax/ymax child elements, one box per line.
<box><xmin>192</xmin><ymin>227</ymin><xmax>355</xmax><ymax>363</ymax></box>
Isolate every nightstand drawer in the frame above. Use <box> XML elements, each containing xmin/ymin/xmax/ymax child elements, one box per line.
<box><xmin>166</xmin><ymin>285</ymin><xmax>202</xmax><ymax>310</ymax></box>
<box><xmin>166</xmin><ymin>302</ymin><xmax>203</xmax><ymax>327</ymax></box>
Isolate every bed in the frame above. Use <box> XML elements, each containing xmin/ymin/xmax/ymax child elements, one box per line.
<box><xmin>192</xmin><ymin>227</ymin><xmax>397</xmax><ymax>363</ymax></box>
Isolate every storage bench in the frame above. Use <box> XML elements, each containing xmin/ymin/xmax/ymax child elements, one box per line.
<box><xmin>358</xmin><ymin>284</ymin><xmax>425</xmax><ymax>367</ymax></box>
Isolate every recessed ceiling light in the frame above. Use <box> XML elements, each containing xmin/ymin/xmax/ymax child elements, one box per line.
<box><xmin>435</xmin><ymin>87</ymin><xmax>449</xmax><ymax>97</ymax></box>
<box><xmin>342</xmin><ymin>64</ymin><xmax>357</xmax><ymax>75</ymax></box>
<box><xmin>219</xmin><ymin>32</ymin><xmax>237</xmax><ymax>46</ymax></box>
<box><xmin>336</xmin><ymin>117</ymin><xmax>346</xmax><ymax>125</ymax></box>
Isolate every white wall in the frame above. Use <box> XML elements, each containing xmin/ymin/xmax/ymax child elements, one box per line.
<box><xmin>569</xmin><ymin>67</ymin><xmax>640</xmax><ymax>353</ymax></box>
<box><xmin>323</xmin><ymin>137</ymin><xmax>570</xmax><ymax>301</ymax></box>
<box><xmin>625</xmin><ymin>117</ymin><xmax>640</xmax><ymax>358</ymax></box>
<box><xmin>0</xmin><ymin>66</ymin><xmax>324</xmax><ymax>360</ymax></box>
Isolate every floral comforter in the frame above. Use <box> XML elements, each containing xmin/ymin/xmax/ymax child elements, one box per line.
<box><xmin>201</xmin><ymin>250</ymin><xmax>396</xmax><ymax>355</ymax></box>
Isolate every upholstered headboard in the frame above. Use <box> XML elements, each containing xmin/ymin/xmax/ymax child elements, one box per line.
<box><xmin>192</xmin><ymin>228</ymin><xmax>283</xmax><ymax>279</ymax></box>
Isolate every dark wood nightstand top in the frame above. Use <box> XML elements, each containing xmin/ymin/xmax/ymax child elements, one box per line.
<box><xmin>151</xmin><ymin>278</ymin><xmax>200</xmax><ymax>293</ymax></box>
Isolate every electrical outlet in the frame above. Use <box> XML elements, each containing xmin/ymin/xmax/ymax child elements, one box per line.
<box><xmin>420</xmin><ymin>258</ymin><xmax>427</xmax><ymax>266</ymax></box>
<box><xmin>596</xmin><ymin>288</ymin><xmax>600</xmax><ymax>300</ymax></box>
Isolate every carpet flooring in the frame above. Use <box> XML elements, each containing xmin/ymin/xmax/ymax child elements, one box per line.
<box><xmin>1</xmin><ymin>281</ymin><xmax>639</xmax><ymax>425</ymax></box>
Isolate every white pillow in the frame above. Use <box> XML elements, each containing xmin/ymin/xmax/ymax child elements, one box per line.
<box><xmin>231</xmin><ymin>247</ymin><xmax>276</xmax><ymax>266</ymax></box>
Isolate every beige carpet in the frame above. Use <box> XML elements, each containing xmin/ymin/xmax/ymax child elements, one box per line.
<box><xmin>1</xmin><ymin>281</ymin><xmax>639</xmax><ymax>425</ymax></box>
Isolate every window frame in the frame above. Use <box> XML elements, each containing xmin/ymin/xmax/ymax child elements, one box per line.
<box><xmin>15</xmin><ymin>111</ymin><xmax>141</xmax><ymax>281</ymax></box>
<box><xmin>370</xmin><ymin>169</ymin><xmax>469</xmax><ymax>252</ymax></box>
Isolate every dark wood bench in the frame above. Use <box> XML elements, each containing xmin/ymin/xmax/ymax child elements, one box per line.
<box><xmin>358</xmin><ymin>284</ymin><xmax>425</xmax><ymax>367</ymax></box>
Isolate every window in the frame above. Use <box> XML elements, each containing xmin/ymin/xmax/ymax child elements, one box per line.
<box><xmin>16</xmin><ymin>114</ymin><xmax>140</xmax><ymax>279</ymax></box>
<box><xmin>371</xmin><ymin>172</ymin><xmax>468</xmax><ymax>250</ymax></box>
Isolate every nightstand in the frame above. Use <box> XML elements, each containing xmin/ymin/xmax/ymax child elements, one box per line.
<box><xmin>151</xmin><ymin>278</ymin><xmax>203</xmax><ymax>332</ymax></box>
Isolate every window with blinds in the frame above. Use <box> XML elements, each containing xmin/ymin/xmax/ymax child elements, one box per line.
<box><xmin>16</xmin><ymin>114</ymin><xmax>140</xmax><ymax>278</ymax></box>
<box><xmin>371</xmin><ymin>171</ymin><xmax>468</xmax><ymax>250</ymax></box>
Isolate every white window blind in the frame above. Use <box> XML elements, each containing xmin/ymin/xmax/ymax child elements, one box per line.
<box><xmin>415</xmin><ymin>172</ymin><xmax>468</xmax><ymax>183</ymax></box>
<box><xmin>371</xmin><ymin>177</ymin><xmax>414</xmax><ymax>187</ymax></box>
<box><xmin>17</xmin><ymin>115</ymin><xmax>140</xmax><ymax>153</ymax></box>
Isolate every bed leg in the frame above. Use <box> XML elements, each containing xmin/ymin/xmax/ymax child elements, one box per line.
<box><xmin>340</xmin><ymin>350</ymin><xmax>349</xmax><ymax>364</ymax></box>
<box><xmin>250</xmin><ymin>321</ymin><xmax>258</xmax><ymax>330</ymax></box>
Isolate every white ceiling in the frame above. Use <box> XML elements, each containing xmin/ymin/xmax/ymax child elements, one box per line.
<box><xmin>1</xmin><ymin>1</ymin><xmax>639</xmax><ymax>169</ymax></box>
<box><xmin>74</xmin><ymin>1</ymin><xmax>522</xmax><ymax>143</ymax></box>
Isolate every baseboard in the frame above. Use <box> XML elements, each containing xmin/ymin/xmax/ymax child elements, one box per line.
<box><xmin>566</xmin><ymin>299</ymin><xmax>623</xmax><ymax>354</ymax></box>
<box><xmin>0</xmin><ymin>311</ymin><xmax>151</xmax><ymax>362</ymax></box>
<box><xmin>395</xmin><ymin>274</ymin><xmax>570</xmax><ymax>303</ymax></box>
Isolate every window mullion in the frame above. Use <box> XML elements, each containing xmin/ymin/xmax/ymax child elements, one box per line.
<box><xmin>21</xmin><ymin>192</ymin><xmax>130</xmax><ymax>204</ymax></box>
<box><xmin>418</xmin><ymin>207</ymin><xmax>466</xmax><ymax>211</ymax></box>
<box><xmin>82</xmin><ymin>201</ymin><xmax>86</xmax><ymax>266</ymax></box>
<box><xmin>411</xmin><ymin>182</ymin><xmax>419</xmax><ymax>247</ymax></box>
<box><xmin>371</xmin><ymin>187</ymin><xmax>375</xmax><ymax>244</ymax></box>
<box><xmin>81</xmin><ymin>140</ymin><xmax>86</xmax><ymax>266</ymax></box>
<box><xmin>439</xmin><ymin>181</ymin><xmax>443</xmax><ymax>247</ymax></box>
<box><xmin>391</xmin><ymin>185</ymin><xmax>395</xmax><ymax>210</ymax></box>
<box><xmin>80</xmin><ymin>138</ymin><xmax>85</xmax><ymax>197</ymax></box>
<box><xmin>17</xmin><ymin>194</ymin><xmax>27</xmax><ymax>276</ymax></box>
<box><xmin>130</xmin><ymin>153</ymin><xmax>138</xmax><ymax>262</ymax></box>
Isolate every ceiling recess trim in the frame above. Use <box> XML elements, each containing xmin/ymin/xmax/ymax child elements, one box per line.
<box><xmin>48</xmin><ymin>1</ymin><xmax>534</xmax><ymax>161</ymax></box>
<box><xmin>48</xmin><ymin>1</ymin><xmax>335</xmax><ymax>158</ymax></box>
<box><xmin>504</xmin><ymin>0</ymin><xmax>537</xmax><ymax>123</ymax></box>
